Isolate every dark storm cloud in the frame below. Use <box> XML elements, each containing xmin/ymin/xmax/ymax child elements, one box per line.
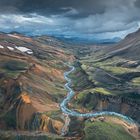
<box><xmin>135</xmin><ymin>0</ymin><xmax>140</xmax><ymax>8</ymax></box>
<box><xmin>0</xmin><ymin>0</ymin><xmax>138</xmax><ymax>18</ymax></box>
<box><xmin>0</xmin><ymin>0</ymin><xmax>140</xmax><ymax>39</ymax></box>
<box><xmin>0</xmin><ymin>0</ymin><xmax>107</xmax><ymax>17</ymax></box>
<box><xmin>0</xmin><ymin>0</ymin><xmax>139</xmax><ymax>19</ymax></box>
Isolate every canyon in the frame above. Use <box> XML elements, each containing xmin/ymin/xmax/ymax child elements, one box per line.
<box><xmin>0</xmin><ymin>31</ymin><xmax>140</xmax><ymax>140</ymax></box>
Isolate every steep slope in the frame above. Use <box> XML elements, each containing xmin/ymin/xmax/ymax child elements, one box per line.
<box><xmin>89</xmin><ymin>28</ymin><xmax>140</xmax><ymax>61</ymax></box>
<box><xmin>0</xmin><ymin>33</ymin><xmax>75</xmax><ymax>138</ymax></box>
<box><xmin>70</xmin><ymin>29</ymin><xmax>140</xmax><ymax>125</ymax></box>
<box><xmin>0</xmin><ymin>32</ymin><xmax>139</xmax><ymax>140</ymax></box>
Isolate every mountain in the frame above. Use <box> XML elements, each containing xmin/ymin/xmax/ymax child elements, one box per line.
<box><xmin>74</xmin><ymin>28</ymin><xmax>140</xmax><ymax>123</ymax></box>
<box><xmin>0</xmin><ymin>33</ymin><xmax>75</xmax><ymax>139</ymax></box>
<box><xmin>98</xmin><ymin>28</ymin><xmax>140</xmax><ymax>60</ymax></box>
<box><xmin>54</xmin><ymin>35</ymin><xmax>121</xmax><ymax>45</ymax></box>
<box><xmin>0</xmin><ymin>31</ymin><xmax>139</xmax><ymax>140</ymax></box>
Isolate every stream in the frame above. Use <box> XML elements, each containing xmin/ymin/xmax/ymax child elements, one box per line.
<box><xmin>60</xmin><ymin>65</ymin><xmax>136</xmax><ymax>135</ymax></box>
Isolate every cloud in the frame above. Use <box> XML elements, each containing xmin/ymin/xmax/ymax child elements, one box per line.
<box><xmin>0</xmin><ymin>0</ymin><xmax>137</xmax><ymax>17</ymax></box>
<box><xmin>0</xmin><ymin>0</ymin><xmax>106</xmax><ymax>17</ymax></box>
<box><xmin>0</xmin><ymin>0</ymin><xmax>140</xmax><ymax>39</ymax></box>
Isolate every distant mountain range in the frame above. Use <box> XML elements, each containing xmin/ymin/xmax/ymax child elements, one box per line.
<box><xmin>0</xmin><ymin>31</ymin><xmax>122</xmax><ymax>45</ymax></box>
<box><xmin>52</xmin><ymin>35</ymin><xmax>122</xmax><ymax>45</ymax></box>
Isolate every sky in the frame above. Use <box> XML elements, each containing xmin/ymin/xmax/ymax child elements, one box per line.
<box><xmin>0</xmin><ymin>0</ymin><xmax>140</xmax><ymax>40</ymax></box>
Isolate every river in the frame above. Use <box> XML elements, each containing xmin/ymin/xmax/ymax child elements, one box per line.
<box><xmin>60</xmin><ymin>65</ymin><xmax>136</xmax><ymax>135</ymax></box>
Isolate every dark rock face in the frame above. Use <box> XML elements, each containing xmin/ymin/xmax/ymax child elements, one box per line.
<box><xmin>82</xmin><ymin>93</ymin><xmax>140</xmax><ymax>123</ymax></box>
<box><xmin>118</xmin><ymin>72</ymin><xmax>140</xmax><ymax>81</ymax></box>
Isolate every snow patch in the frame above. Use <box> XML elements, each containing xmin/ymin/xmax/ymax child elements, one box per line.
<box><xmin>15</xmin><ymin>46</ymin><xmax>33</xmax><ymax>55</ymax></box>
<box><xmin>0</xmin><ymin>45</ymin><xmax>4</xmax><ymax>49</ymax></box>
<box><xmin>7</xmin><ymin>46</ymin><xmax>14</xmax><ymax>51</ymax></box>
<box><xmin>26</xmin><ymin>50</ymin><xmax>33</xmax><ymax>54</ymax></box>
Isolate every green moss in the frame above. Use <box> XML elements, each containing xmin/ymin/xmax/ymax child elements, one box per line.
<box><xmin>3</xmin><ymin>60</ymin><xmax>28</xmax><ymax>71</ymax></box>
<box><xmin>91</xmin><ymin>57</ymin><xmax>126</xmax><ymax>66</ymax></box>
<box><xmin>77</xmin><ymin>87</ymin><xmax>112</xmax><ymax>102</ymax></box>
<box><xmin>77</xmin><ymin>88</ymin><xmax>111</xmax><ymax>101</ymax></box>
<box><xmin>81</xmin><ymin>56</ymin><xmax>138</xmax><ymax>75</ymax></box>
<box><xmin>90</xmin><ymin>87</ymin><xmax>112</xmax><ymax>95</ymax></box>
<box><xmin>84</xmin><ymin>121</ymin><xmax>135</xmax><ymax>140</ymax></box>
<box><xmin>81</xmin><ymin>64</ymin><xmax>88</xmax><ymax>71</ymax></box>
<box><xmin>45</xmin><ymin>110</ymin><xmax>63</xmax><ymax>122</ymax></box>
<box><xmin>74</xmin><ymin>91</ymin><xmax>94</xmax><ymax>110</ymax></box>
<box><xmin>77</xmin><ymin>91</ymin><xmax>88</xmax><ymax>101</ymax></box>
<box><xmin>100</xmin><ymin>66</ymin><xmax>137</xmax><ymax>75</ymax></box>
<box><xmin>0</xmin><ymin>60</ymin><xmax>29</xmax><ymax>78</ymax></box>
<box><xmin>132</xmin><ymin>77</ymin><xmax>140</xmax><ymax>86</ymax></box>
<box><xmin>74</xmin><ymin>87</ymin><xmax>113</xmax><ymax>111</ymax></box>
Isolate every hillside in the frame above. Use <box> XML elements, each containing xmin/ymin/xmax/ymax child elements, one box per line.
<box><xmin>70</xmin><ymin>29</ymin><xmax>140</xmax><ymax>124</ymax></box>
<box><xmin>0</xmin><ymin>33</ymin><xmax>75</xmax><ymax>139</ymax></box>
<box><xmin>0</xmin><ymin>32</ymin><xmax>139</xmax><ymax>140</ymax></box>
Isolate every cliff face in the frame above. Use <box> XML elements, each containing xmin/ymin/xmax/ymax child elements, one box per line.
<box><xmin>32</xmin><ymin>113</ymin><xmax>63</xmax><ymax>134</ymax></box>
<box><xmin>78</xmin><ymin>92</ymin><xmax>140</xmax><ymax>123</ymax></box>
<box><xmin>0</xmin><ymin>33</ymin><xmax>75</xmax><ymax>136</ymax></box>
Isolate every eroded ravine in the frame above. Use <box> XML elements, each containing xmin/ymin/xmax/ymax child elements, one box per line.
<box><xmin>60</xmin><ymin>65</ymin><xmax>137</xmax><ymax>135</ymax></box>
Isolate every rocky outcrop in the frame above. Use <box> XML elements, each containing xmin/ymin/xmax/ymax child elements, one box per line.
<box><xmin>0</xmin><ymin>87</ymin><xmax>64</xmax><ymax>134</ymax></box>
<box><xmin>31</xmin><ymin>113</ymin><xmax>63</xmax><ymax>135</ymax></box>
<box><xmin>16</xmin><ymin>92</ymin><xmax>37</xmax><ymax>130</ymax></box>
<box><xmin>80</xmin><ymin>93</ymin><xmax>140</xmax><ymax>123</ymax></box>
